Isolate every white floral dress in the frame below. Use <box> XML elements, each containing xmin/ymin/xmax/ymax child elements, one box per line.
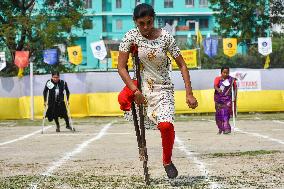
<box><xmin>119</xmin><ymin>28</ymin><xmax>181</xmax><ymax>128</ymax></box>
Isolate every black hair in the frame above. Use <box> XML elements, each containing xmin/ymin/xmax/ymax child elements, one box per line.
<box><xmin>51</xmin><ymin>71</ymin><xmax>60</xmax><ymax>76</ymax></box>
<box><xmin>221</xmin><ymin>66</ymin><xmax>229</xmax><ymax>73</ymax></box>
<box><xmin>133</xmin><ymin>3</ymin><xmax>155</xmax><ymax>20</ymax></box>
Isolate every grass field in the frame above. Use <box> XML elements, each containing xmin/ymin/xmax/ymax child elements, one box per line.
<box><xmin>0</xmin><ymin>113</ymin><xmax>283</xmax><ymax>189</ymax></box>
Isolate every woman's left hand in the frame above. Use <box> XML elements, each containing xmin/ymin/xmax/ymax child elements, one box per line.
<box><xmin>186</xmin><ymin>94</ymin><xmax>198</xmax><ymax>109</ymax></box>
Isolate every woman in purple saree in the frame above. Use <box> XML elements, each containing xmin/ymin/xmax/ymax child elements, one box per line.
<box><xmin>214</xmin><ymin>67</ymin><xmax>237</xmax><ymax>134</ymax></box>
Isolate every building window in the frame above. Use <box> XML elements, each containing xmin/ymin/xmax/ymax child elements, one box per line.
<box><xmin>116</xmin><ymin>19</ymin><xmax>122</xmax><ymax>30</ymax></box>
<box><xmin>199</xmin><ymin>0</ymin><xmax>208</xmax><ymax>7</ymax></box>
<box><xmin>84</xmin><ymin>0</ymin><xmax>92</xmax><ymax>9</ymax></box>
<box><xmin>164</xmin><ymin>0</ymin><xmax>173</xmax><ymax>8</ymax></box>
<box><xmin>199</xmin><ymin>19</ymin><xmax>209</xmax><ymax>28</ymax></box>
<box><xmin>116</xmin><ymin>0</ymin><xmax>122</xmax><ymax>8</ymax></box>
<box><xmin>186</xmin><ymin>20</ymin><xmax>196</xmax><ymax>30</ymax></box>
<box><xmin>185</xmin><ymin>0</ymin><xmax>194</xmax><ymax>7</ymax></box>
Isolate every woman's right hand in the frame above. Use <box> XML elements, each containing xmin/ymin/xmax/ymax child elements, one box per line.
<box><xmin>134</xmin><ymin>90</ymin><xmax>145</xmax><ymax>105</ymax></box>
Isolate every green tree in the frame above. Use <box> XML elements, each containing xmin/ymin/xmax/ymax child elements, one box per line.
<box><xmin>209</xmin><ymin>0</ymin><xmax>270</xmax><ymax>42</ymax></box>
<box><xmin>0</xmin><ymin>0</ymin><xmax>88</xmax><ymax>76</ymax></box>
<box><xmin>271</xmin><ymin>0</ymin><xmax>284</xmax><ymax>30</ymax></box>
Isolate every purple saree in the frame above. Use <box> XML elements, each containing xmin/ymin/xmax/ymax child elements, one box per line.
<box><xmin>214</xmin><ymin>76</ymin><xmax>235</xmax><ymax>134</ymax></box>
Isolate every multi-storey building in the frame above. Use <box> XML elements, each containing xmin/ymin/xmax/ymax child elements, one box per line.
<box><xmin>74</xmin><ymin>0</ymin><xmax>215</xmax><ymax>70</ymax></box>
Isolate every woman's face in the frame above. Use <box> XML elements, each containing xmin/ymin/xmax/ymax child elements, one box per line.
<box><xmin>221</xmin><ymin>69</ymin><xmax>229</xmax><ymax>79</ymax></box>
<box><xmin>135</xmin><ymin>16</ymin><xmax>154</xmax><ymax>37</ymax></box>
<box><xmin>52</xmin><ymin>74</ymin><xmax>60</xmax><ymax>83</ymax></box>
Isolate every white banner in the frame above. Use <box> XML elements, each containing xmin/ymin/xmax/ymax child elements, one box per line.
<box><xmin>231</xmin><ymin>70</ymin><xmax>261</xmax><ymax>91</ymax></box>
<box><xmin>0</xmin><ymin>52</ymin><xmax>6</xmax><ymax>71</ymax></box>
<box><xmin>258</xmin><ymin>37</ymin><xmax>272</xmax><ymax>56</ymax></box>
<box><xmin>90</xmin><ymin>40</ymin><xmax>107</xmax><ymax>61</ymax></box>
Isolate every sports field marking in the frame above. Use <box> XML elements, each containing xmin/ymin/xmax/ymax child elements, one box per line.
<box><xmin>175</xmin><ymin>136</ymin><xmax>221</xmax><ymax>189</ymax></box>
<box><xmin>29</xmin><ymin>122</ymin><xmax>115</xmax><ymax>189</ymax></box>
<box><xmin>273</xmin><ymin>120</ymin><xmax>284</xmax><ymax>124</ymax></box>
<box><xmin>42</xmin><ymin>122</ymin><xmax>114</xmax><ymax>176</ymax></box>
<box><xmin>0</xmin><ymin>126</ymin><xmax>52</xmax><ymax>146</ymax></box>
<box><xmin>234</xmin><ymin>128</ymin><xmax>284</xmax><ymax>145</ymax></box>
<box><xmin>0</xmin><ymin>122</ymin><xmax>17</xmax><ymax>126</ymax></box>
<box><xmin>207</xmin><ymin>120</ymin><xmax>284</xmax><ymax>145</ymax></box>
<box><xmin>42</xmin><ymin>132</ymin><xmax>130</xmax><ymax>136</ymax></box>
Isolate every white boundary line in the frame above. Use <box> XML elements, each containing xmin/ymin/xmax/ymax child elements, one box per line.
<box><xmin>234</xmin><ymin>128</ymin><xmax>284</xmax><ymax>145</ymax></box>
<box><xmin>207</xmin><ymin>120</ymin><xmax>284</xmax><ymax>145</ymax></box>
<box><xmin>0</xmin><ymin>122</ymin><xmax>17</xmax><ymax>126</ymax></box>
<box><xmin>42</xmin><ymin>122</ymin><xmax>114</xmax><ymax>176</ymax></box>
<box><xmin>175</xmin><ymin>136</ymin><xmax>221</xmax><ymax>189</ymax></box>
<box><xmin>272</xmin><ymin>120</ymin><xmax>284</xmax><ymax>125</ymax></box>
<box><xmin>29</xmin><ymin>122</ymin><xmax>114</xmax><ymax>189</ymax></box>
<box><xmin>0</xmin><ymin>126</ymin><xmax>52</xmax><ymax>146</ymax></box>
<box><xmin>42</xmin><ymin>132</ymin><xmax>130</xmax><ymax>136</ymax></box>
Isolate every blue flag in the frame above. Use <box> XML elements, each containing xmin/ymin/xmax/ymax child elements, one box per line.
<box><xmin>43</xmin><ymin>49</ymin><xmax>58</xmax><ymax>65</ymax></box>
<box><xmin>203</xmin><ymin>37</ymin><xmax>218</xmax><ymax>58</ymax></box>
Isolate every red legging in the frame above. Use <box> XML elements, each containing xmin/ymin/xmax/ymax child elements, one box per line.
<box><xmin>157</xmin><ymin>122</ymin><xmax>175</xmax><ymax>165</ymax></box>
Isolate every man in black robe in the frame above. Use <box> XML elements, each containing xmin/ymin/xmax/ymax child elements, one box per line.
<box><xmin>43</xmin><ymin>71</ymin><xmax>71</xmax><ymax>132</ymax></box>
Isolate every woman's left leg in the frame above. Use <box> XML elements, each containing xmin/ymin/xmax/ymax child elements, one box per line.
<box><xmin>157</xmin><ymin>122</ymin><xmax>175</xmax><ymax>165</ymax></box>
<box><xmin>158</xmin><ymin>122</ymin><xmax>178</xmax><ymax>178</ymax></box>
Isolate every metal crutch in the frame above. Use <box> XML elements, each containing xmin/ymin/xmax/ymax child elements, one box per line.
<box><xmin>64</xmin><ymin>91</ymin><xmax>75</xmax><ymax>132</ymax></box>
<box><xmin>231</xmin><ymin>81</ymin><xmax>236</xmax><ymax>134</ymax></box>
<box><xmin>42</xmin><ymin>91</ymin><xmax>49</xmax><ymax>134</ymax></box>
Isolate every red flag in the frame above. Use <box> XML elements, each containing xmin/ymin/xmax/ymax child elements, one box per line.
<box><xmin>14</xmin><ymin>51</ymin><xmax>29</xmax><ymax>68</ymax></box>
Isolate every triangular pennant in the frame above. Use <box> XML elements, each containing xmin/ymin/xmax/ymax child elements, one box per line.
<box><xmin>14</xmin><ymin>51</ymin><xmax>29</xmax><ymax>68</ymax></box>
<box><xmin>67</xmin><ymin>46</ymin><xmax>83</xmax><ymax>65</ymax></box>
<box><xmin>258</xmin><ymin>37</ymin><xmax>272</xmax><ymax>56</ymax></box>
<box><xmin>223</xmin><ymin>38</ymin><xmax>237</xmax><ymax>57</ymax></box>
<box><xmin>90</xmin><ymin>40</ymin><xmax>107</xmax><ymax>61</ymax></box>
<box><xmin>43</xmin><ymin>49</ymin><xmax>58</xmax><ymax>65</ymax></box>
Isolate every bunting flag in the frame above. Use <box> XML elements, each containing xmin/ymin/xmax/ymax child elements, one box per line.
<box><xmin>203</xmin><ymin>37</ymin><xmax>218</xmax><ymax>58</ymax></box>
<box><xmin>264</xmin><ymin>55</ymin><xmax>270</xmax><ymax>69</ymax></box>
<box><xmin>196</xmin><ymin>30</ymin><xmax>203</xmax><ymax>46</ymax></box>
<box><xmin>43</xmin><ymin>49</ymin><xmax>58</xmax><ymax>65</ymax></box>
<box><xmin>258</xmin><ymin>37</ymin><xmax>272</xmax><ymax>56</ymax></box>
<box><xmin>223</xmin><ymin>38</ymin><xmax>237</xmax><ymax>57</ymax></box>
<box><xmin>169</xmin><ymin>50</ymin><xmax>197</xmax><ymax>69</ymax></box>
<box><xmin>0</xmin><ymin>52</ymin><xmax>6</xmax><ymax>71</ymax></box>
<box><xmin>90</xmin><ymin>40</ymin><xmax>107</xmax><ymax>61</ymax></box>
<box><xmin>110</xmin><ymin>51</ymin><xmax>133</xmax><ymax>69</ymax></box>
<box><xmin>67</xmin><ymin>46</ymin><xmax>83</xmax><ymax>65</ymax></box>
<box><xmin>14</xmin><ymin>51</ymin><xmax>29</xmax><ymax>78</ymax></box>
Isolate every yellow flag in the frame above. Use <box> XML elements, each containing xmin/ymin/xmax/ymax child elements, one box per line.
<box><xmin>196</xmin><ymin>30</ymin><xmax>203</xmax><ymax>46</ymax></box>
<box><xmin>110</xmin><ymin>51</ymin><xmax>133</xmax><ymax>69</ymax></box>
<box><xmin>67</xmin><ymin>46</ymin><xmax>83</xmax><ymax>65</ymax></box>
<box><xmin>264</xmin><ymin>55</ymin><xmax>270</xmax><ymax>69</ymax></box>
<box><xmin>223</xmin><ymin>38</ymin><xmax>237</xmax><ymax>57</ymax></box>
<box><xmin>17</xmin><ymin>68</ymin><xmax>24</xmax><ymax>78</ymax></box>
<box><xmin>169</xmin><ymin>50</ymin><xmax>197</xmax><ymax>69</ymax></box>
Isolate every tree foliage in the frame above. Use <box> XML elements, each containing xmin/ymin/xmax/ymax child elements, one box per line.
<box><xmin>270</xmin><ymin>0</ymin><xmax>284</xmax><ymax>30</ymax></box>
<box><xmin>209</xmin><ymin>0</ymin><xmax>270</xmax><ymax>41</ymax></box>
<box><xmin>0</xmin><ymin>0</ymin><xmax>88</xmax><ymax>76</ymax></box>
